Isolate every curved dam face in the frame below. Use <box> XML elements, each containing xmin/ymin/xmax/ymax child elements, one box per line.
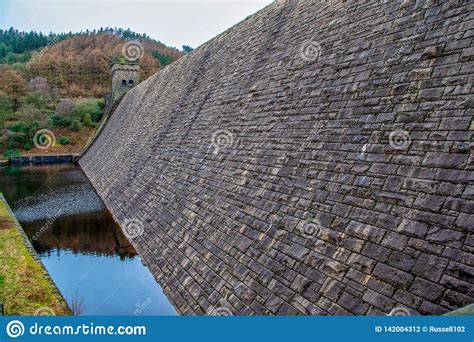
<box><xmin>80</xmin><ymin>0</ymin><xmax>473</xmax><ymax>315</ymax></box>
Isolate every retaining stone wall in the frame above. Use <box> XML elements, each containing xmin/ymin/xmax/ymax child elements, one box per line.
<box><xmin>80</xmin><ymin>0</ymin><xmax>474</xmax><ymax>315</ymax></box>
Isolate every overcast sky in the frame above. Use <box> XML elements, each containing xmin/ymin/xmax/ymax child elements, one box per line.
<box><xmin>0</xmin><ymin>0</ymin><xmax>273</xmax><ymax>49</ymax></box>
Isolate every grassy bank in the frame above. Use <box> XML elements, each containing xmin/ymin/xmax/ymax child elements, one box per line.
<box><xmin>0</xmin><ymin>194</ymin><xmax>70</xmax><ymax>315</ymax></box>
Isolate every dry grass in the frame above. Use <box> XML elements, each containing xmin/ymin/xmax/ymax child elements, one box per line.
<box><xmin>0</xmin><ymin>198</ymin><xmax>70</xmax><ymax>315</ymax></box>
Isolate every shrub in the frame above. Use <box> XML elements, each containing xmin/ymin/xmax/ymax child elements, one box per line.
<box><xmin>50</xmin><ymin>114</ymin><xmax>72</xmax><ymax>128</ymax></box>
<box><xmin>20</xmin><ymin>91</ymin><xmax>50</xmax><ymax>110</ymax></box>
<box><xmin>82</xmin><ymin>113</ymin><xmax>96</xmax><ymax>128</ymax></box>
<box><xmin>58</xmin><ymin>136</ymin><xmax>70</xmax><ymax>145</ymax></box>
<box><xmin>6</xmin><ymin>121</ymin><xmax>40</xmax><ymax>149</ymax></box>
<box><xmin>8</xmin><ymin>121</ymin><xmax>30</xmax><ymax>134</ymax></box>
<box><xmin>72</xmin><ymin>98</ymin><xmax>103</xmax><ymax>123</ymax></box>
<box><xmin>0</xmin><ymin>94</ymin><xmax>14</xmax><ymax>120</ymax></box>
<box><xmin>10</xmin><ymin>63</ymin><xmax>29</xmax><ymax>78</ymax></box>
<box><xmin>69</xmin><ymin>119</ymin><xmax>82</xmax><ymax>132</ymax></box>
<box><xmin>97</xmin><ymin>98</ymin><xmax>105</xmax><ymax>110</ymax></box>
<box><xmin>18</xmin><ymin>104</ymin><xmax>44</xmax><ymax>123</ymax></box>
<box><xmin>3</xmin><ymin>51</ymin><xmax>31</xmax><ymax>64</ymax></box>
<box><xmin>3</xmin><ymin>149</ymin><xmax>21</xmax><ymax>158</ymax></box>
<box><xmin>23</xmin><ymin>142</ymin><xmax>32</xmax><ymax>150</ymax></box>
<box><xmin>6</xmin><ymin>134</ymin><xmax>26</xmax><ymax>149</ymax></box>
<box><xmin>7</xmin><ymin>138</ymin><xmax>20</xmax><ymax>149</ymax></box>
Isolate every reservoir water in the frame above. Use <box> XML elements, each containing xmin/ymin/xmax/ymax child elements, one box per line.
<box><xmin>0</xmin><ymin>163</ymin><xmax>176</xmax><ymax>316</ymax></box>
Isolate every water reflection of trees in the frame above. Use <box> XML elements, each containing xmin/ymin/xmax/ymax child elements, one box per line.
<box><xmin>1</xmin><ymin>164</ymin><xmax>137</xmax><ymax>259</ymax></box>
<box><xmin>23</xmin><ymin>211</ymin><xmax>136</xmax><ymax>259</ymax></box>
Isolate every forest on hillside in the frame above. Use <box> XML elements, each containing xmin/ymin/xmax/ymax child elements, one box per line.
<box><xmin>0</xmin><ymin>27</ymin><xmax>187</xmax><ymax>96</ymax></box>
<box><xmin>0</xmin><ymin>27</ymin><xmax>190</xmax><ymax>158</ymax></box>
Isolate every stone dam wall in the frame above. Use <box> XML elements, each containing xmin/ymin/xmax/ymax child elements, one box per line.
<box><xmin>80</xmin><ymin>0</ymin><xmax>473</xmax><ymax>315</ymax></box>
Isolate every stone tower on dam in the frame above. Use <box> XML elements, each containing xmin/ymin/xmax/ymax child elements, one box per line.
<box><xmin>80</xmin><ymin>0</ymin><xmax>473</xmax><ymax>315</ymax></box>
<box><xmin>111</xmin><ymin>62</ymin><xmax>140</xmax><ymax>105</ymax></box>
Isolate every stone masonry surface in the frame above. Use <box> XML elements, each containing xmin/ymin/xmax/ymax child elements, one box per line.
<box><xmin>80</xmin><ymin>0</ymin><xmax>474</xmax><ymax>315</ymax></box>
<box><xmin>111</xmin><ymin>64</ymin><xmax>140</xmax><ymax>104</ymax></box>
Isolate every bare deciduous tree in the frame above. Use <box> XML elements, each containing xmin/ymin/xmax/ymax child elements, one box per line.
<box><xmin>55</xmin><ymin>99</ymin><xmax>75</xmax><ymax>115</ymax></box>
<box><xmin>28</xmin><ymin>76</ymin><xmax>51</xmax><ymax>94</ymax></box>
<box><xmin>69</xmin><ymin>292</ymin><xmax>86</xmax><ymax>316</ymax></box>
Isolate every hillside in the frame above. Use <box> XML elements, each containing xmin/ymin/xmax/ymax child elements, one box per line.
<box><xmin>27</xmin><ymin>34</ymin><xmax>184</xmax><ymax>97</ymax></box>
<box><xmin>0</xmin><ymin>28</ymin><xmax>188</xmax><ymax>158</ymax></box>
<box><xmin>1</xmin><ymin>27</ymin><xmax>186</xmax><ymax>97</ymax></box>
